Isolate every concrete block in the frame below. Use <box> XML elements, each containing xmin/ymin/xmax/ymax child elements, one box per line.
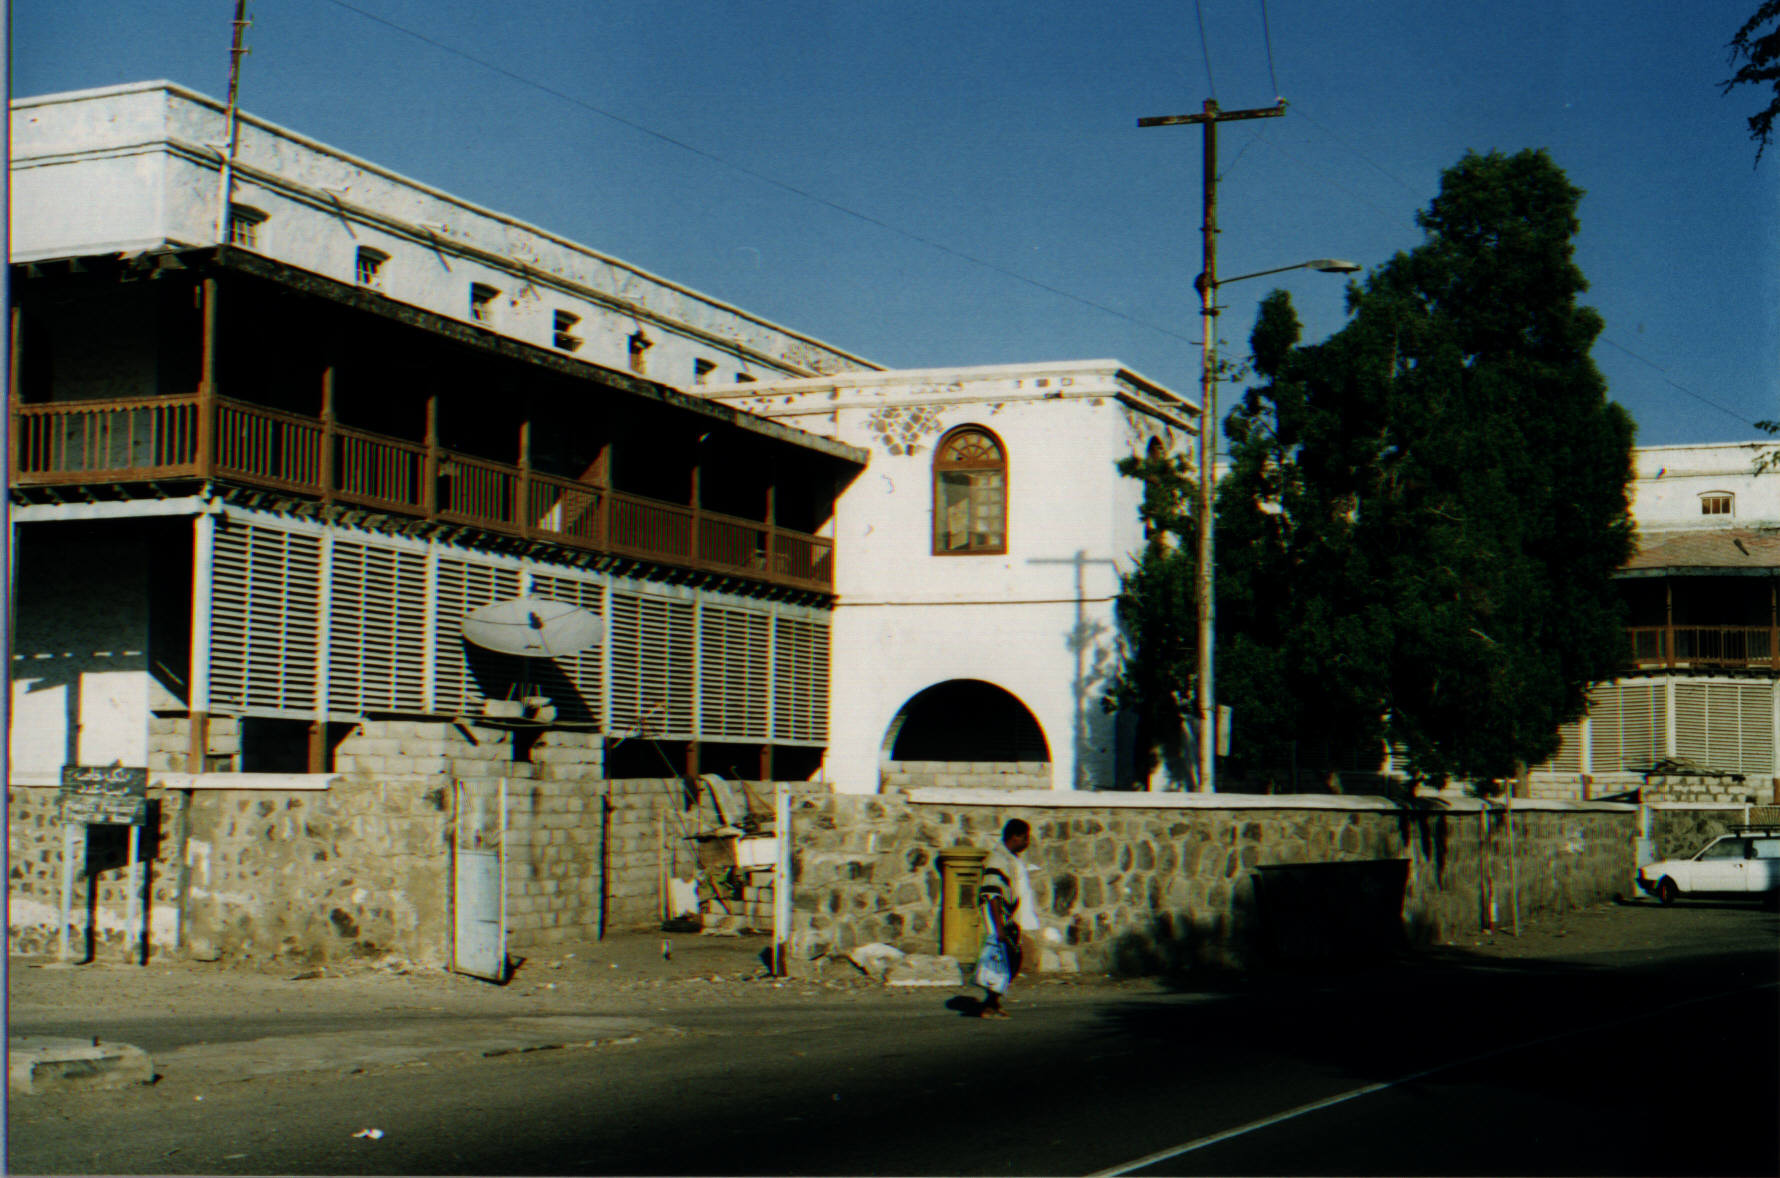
<box><xmin>10</xmin><ymin>1037</ymin><xmax>155</xmax><ymax>1095</ymax></box>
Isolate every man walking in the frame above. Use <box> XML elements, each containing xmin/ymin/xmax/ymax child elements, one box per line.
<box><xmin>976</xmin><ymin>818</ymin><xmax>1039</xmax><ymax>1018</ymax></box>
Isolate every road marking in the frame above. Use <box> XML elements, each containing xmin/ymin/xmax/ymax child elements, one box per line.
<box><xmin>1087</xmin><ymin>980</ymin><xmax>1779</xmax><ymax>1177</ymax></box>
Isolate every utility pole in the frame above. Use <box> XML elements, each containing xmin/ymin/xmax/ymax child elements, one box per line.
<box><xmin>1139</xmin><ymin>98</ymin><xmax>1285</xmax><ymax>793</ymax></box>
<box><xmin>215</xmin><ymin>0</ymin><xmax>252</xmax><ymax>244</ymax></box>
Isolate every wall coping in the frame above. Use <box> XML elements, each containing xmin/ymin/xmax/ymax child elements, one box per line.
<box><xmin>902</xmin><ymin>788</ymin><xmax>1637</xmax><ymax>814</ymax></box>
<box><xmin>152</xmin><ymin>772</ymin><xmax>341</xmax><ymax>791</ymax></box>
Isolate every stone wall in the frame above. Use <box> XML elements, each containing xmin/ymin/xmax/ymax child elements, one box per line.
<box><xmin>1648</xmin><ymin>803</ymin><xmax>1757</xmax><ymax>861</ymax></box>
<box><xmin>9</xmin><ymin>717</ymin><xmax>720</xmax><ymax>965</ymax></box>
<box><xmin>784</xmin><ymin>790</ymin><xmax>1637</xmax><ymax>976</ymax></box>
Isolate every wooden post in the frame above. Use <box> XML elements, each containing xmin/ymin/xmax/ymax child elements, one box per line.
<box><xmin>319</xmin><ymin>364</ymin><xmax>337</xmax><ymax>503</ymax></box>
<box><xmin>423</xmin><ymin>393</ymin><xmax>440</xmax><ymax>516</ymax></box>
<box><xmin>688</xmin><ymin>452</ymin><xmax>701</xmax><ymax>563</ymax></box>
<box><xmin>758</xmin><ymin>743</ymin><xmax>773</xmax><ymax>783</ymax></box>
<box><xmin>1664</xmin><ymin>579</ymin><xmax>1675</xmax><ymax>668</ymax></box>
<box><xmin>763</xmin><ymin>479</ymin><xmax>777</xmax><ymax>574</ymax></box>
<box><xmin>686</xmin><ymin>741</ymin><xmax>701</xmax><ymax>780</ymax></box>
<box><xmin>307</xmin><ymin>720</ymin><xmax>327</xmax><ymax>774</ymax></box>
<box><xmin>517</xmin><ymin>413</ymin><xmax>532</xmax><ymax>534</ymax></box>
<box><xmin>197</xmin><ymin>276</ymin><xmax>218</xmax><ymax>475</ymax></box>
<box><xmin>9</xmin><ymin>302</ymin><xmax>23</xmax><ymax>480</ymax></box>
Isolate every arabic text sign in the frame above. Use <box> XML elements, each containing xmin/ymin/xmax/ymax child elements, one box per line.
<box><xmin>59</xmin><ymin>766</ymin><xmax>149</xmax><ymax>826</ymax></box>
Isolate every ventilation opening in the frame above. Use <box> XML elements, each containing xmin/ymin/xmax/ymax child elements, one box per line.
<box><xmin>239</xmin><ymin>718</ymin><xmax>352</xmax><ymax>773</ymax></box>
<box><xmin>885</xmin><ymin>680</ymin><xmax>1049</xmax><ymax>763</ymax></box>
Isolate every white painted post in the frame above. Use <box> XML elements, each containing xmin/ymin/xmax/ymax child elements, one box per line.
<box><xmin>190</xmin><ymin>511</ymin><xmax>217</xmax><ymax>717</ymax></box>
<box><xmin>125</xmin><ymin>822</ymin><xmax>142</xmax><ymax>964</ymax></box>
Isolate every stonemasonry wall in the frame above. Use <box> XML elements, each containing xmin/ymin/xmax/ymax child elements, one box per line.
<box><xmin>10</xmin><ymin>716</ymin><xmax>719</xmax><ymax>965</ymax></box>
<box><xmin>784</xmin><ymin>792</ymin><xmax>1636</xmax><ymax>976</ymax></box>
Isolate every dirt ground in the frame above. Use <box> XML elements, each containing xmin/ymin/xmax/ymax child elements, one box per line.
<box><xmin>9</xmin><ymin>896</ymin><xmax>1747</xmax><ymax>1027</ymax></box>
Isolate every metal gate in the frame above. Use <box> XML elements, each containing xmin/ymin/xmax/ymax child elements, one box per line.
<box><xmin>453</xmin><ymin>778</ymin><xmax>507</xmax><ymax>981</ymax></box>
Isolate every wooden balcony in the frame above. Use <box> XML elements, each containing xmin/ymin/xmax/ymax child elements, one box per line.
<box><xmin>1627</xmin><ymin>625</ymin><xmax>1777</xmax><ymax>671</ymax></box>
<box><xmin>12</xmin><ymin>393</ymin><xmax>834</xmax><ymax>593</ymax></box>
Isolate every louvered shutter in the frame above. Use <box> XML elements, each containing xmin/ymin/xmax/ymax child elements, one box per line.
<box><xmin>699</xmin><ymin>606</ymin><xmax>769</xmax><ymax>739</ymax></box>
<box><xmin>772</xmin><ymin>616</ymin><xmax>829</xmax><ymax>742</ymax></box>
<box><xmin>1539</xmin><ymin>719</ymin><xmax>1583</xmax><ymax>774</ymax></box>
<box><xmin>607</xmin><ymin>592</ymin><xmax>693</xmax><ymax>738</ymax></box>
<box><xmin>208</xmin><ymin>522</ymin><xmax>320</xmax><ymax>714</ymax></box>
<box><xmin>1676</xmin><ymin>680</ymin><xmax>1777</xmax><ymax>774</ymax></box>
<box><xmin>529</xmin><ymin>572</ymin><xmax>605</xmax><ymax>726</ymax></box>
<box><xmin>1739</xmin><ymin>683</ymin><xmax>1775</xmax><ymax>775</ymax></box>
<box><xmin>431</xmin><ymin>558</ymin><xmax>521</xmax><ymax>714</ymax></box>
<box><xmin>1589</xmin><ymin>682</ymin><xmax>1664</xmax><ymax>771</ymax></box>
<box><xmin>328</xmin><ymin>538</ymin><xmax>427</xmax><ymax>714</ymax></box>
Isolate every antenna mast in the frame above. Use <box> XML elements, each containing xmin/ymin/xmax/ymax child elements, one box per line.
<box><xmin>215</xmin><ymin>0</ymin><xmax>252</xmax><ymax>243</ymax></box>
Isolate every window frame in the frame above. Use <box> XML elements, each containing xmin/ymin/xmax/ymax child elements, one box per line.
<box><xmin>354</xmin><ymin>246</ymin><xmax>388</xmax><ymax>288</ymax></box>
<box><xmin>1700</xmin><ymin>492</ymin><xmax>1734</xmax><ymax>517</ymax></box>
<box><xmin>469</xmin><ymin>282</ymin><xmax>500</xmax><ymax>323</ymax></box>
<box><xmin>226</xmin><ymin>203</ymin><xmax>267</xmax><ymax>249</ymax></box>
<box><xmin>931</xmin><ymin>425</ymin><xmax>1009</xmax><ymax>557</ymax></box>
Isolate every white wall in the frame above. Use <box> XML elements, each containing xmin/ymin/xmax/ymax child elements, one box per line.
<box><xmin>1631</xmin><ymin>441</ymin><xmax>1780</xmax><ymax>531</ymax></box>
<box><xmin>10</xmin><ymin>82</ymin><xmax>878</xmax><ymax>391</ymax></box>
<box><xmin>712</xmin><ymin>362</ymin><xmax>1194</xmax><ymax>792</ymax></box>
<box><xmin>8</xmin><ymin>524</ymin><xmax>161</xmax><ymax>780</ymax></box>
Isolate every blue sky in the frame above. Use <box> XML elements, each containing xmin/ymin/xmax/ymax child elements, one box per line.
<box><xmin>12</xmin><ymin>0</ymin><xmax>1777</xmax><ymax>447</ymax></box>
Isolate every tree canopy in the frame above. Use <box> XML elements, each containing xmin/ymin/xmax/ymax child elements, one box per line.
<box><xmin>1217</xmin><ymin>149</ymin><xmax>1636</xmax><ymax>788</ymax></box>
<box><xmin>1726</xmin><ymin>2</ymin><xmax>1780</xmax><ymax>161</ymax></box>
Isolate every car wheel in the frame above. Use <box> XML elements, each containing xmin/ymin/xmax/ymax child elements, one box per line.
<box><xmin>1657</xmin><ymin>877</ymin><xmax>1678</xmax><ymax>905</ymax></box>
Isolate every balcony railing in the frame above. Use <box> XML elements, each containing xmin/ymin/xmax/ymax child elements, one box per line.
<box><xmin>12</xmin><ymin>393</ymin><xmax>834</xmax><ymax>592</ymax></box>
<box><xmin>1627</xmin><ymin>625</ymin><xmax>1777</xmax><ymax>670</ymax></box>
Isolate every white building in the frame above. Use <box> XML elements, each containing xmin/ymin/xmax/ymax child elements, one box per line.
<box><xmin>8</xmin><ymin>81</ymin><xmax>1196</xmax><ymax>797</ymax></box>
<box><xmin>8</xmin><ymin>82</ymin><xmax>878</xmax><ymax>785</ymax></box>
<box><xmin>704</xmin><ymin>364</ymin><xmax>1197</xmax><ymax>793</ymax></box>
<box><xmin>1531</xmin><ymin>440</ymin><xmax>1780</xmax><ymax>800</ymax></box>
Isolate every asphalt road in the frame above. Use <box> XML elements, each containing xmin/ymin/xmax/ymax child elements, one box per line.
<box><xmin>9</xmin><ymin>904</ymin><xmax>1777</xmax><ymax>1176</ymax></box>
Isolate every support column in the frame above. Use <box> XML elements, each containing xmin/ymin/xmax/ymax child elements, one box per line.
<box><xmin>517</xmin><ymin>413</ymin><xmax>533</xmax><ymax>534</ymax></box>
<box><xmin>423</xmin><ymin>393</ymin><xmax>440</xmax><ymax>517</ymax></box>
<box><xmin>688</xmin><ymin>452</ymin><xmax>702</xmax><ymax>563</ymax></box>
<box><xmin>319</xmin><ymin>364</ymin><xmax>337</xmax><ymax>503</ymax></box>
<box><xmin>197</xmin><ymin>277</ymin><xmax>218</xmax><ymax>476</ymax></box>
<box><xmin>188</xmin><ymin>510</ymin><xmax>217</xmax><ymax>773</ymax></box>
<box><xmin>9</xmin><ymin>301</ymin><xmax>22</xmax><ymax>481</ymax></box>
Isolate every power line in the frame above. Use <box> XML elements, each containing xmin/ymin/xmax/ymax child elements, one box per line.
<box><xmin>317</xmin><ymin>0</ymin><xmax>1198</xmax><ymax>346</ymax></box>
<box><xmin>1597</xmin><ymin>338</ymin><xmax>1762</xmax><ymax>428</ymax></box>
<box><xmin>1258</xmin><ymin>0</ymin><xmax>1282</xmax><ymax>99</ymax></box>
<box><xmin>1193</xmin><ymin>0</ymin><xmax>1219</xmax><ymax>100</ymax></box>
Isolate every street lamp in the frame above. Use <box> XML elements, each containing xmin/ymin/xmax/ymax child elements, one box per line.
<box><xmin>1193</xmin><ymin>257</ymin><xmax>1359</xmax><ymax>793</ymax></box>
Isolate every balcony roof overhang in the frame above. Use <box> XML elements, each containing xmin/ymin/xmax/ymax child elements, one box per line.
<box><xmin>1615</xmin><ymin>528</ymin><xmax>1780</xmax><ymax>579</ymax></box>
<box><xmin>14</xmin><ymin>245</ymin><xmax>870</xmax><ymax>470</ymax></box>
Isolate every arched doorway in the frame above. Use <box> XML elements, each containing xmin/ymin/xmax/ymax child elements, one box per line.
<box><xmin>881</xmin><ymin>680</ymin><xmax>1051</xmax><ymax>789</ymax></box>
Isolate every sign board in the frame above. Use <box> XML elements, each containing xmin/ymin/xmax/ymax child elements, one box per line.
<box><xmin>59</xmin><ymin>766</ymin><xmax>149</xmax><ymax>826</ymax></box>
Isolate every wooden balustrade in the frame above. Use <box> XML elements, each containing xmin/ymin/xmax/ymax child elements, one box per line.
<box><xmin>438</xmin><ymin>452</ymin><xmax>517</xmax><ymax>529</ymax></box>
<box><xmin>527</xmin><ymin>473</ymin><xmax>604</xmax><ymax>547</ymax></box>
<box><xmin>610</xmin><ymin>492</ymin><xmax>694</xmax><ymax>561</ymax></box>
<box><xmin>333</xmin><ymin>426</ymin><xmax>427</xmax><ymax>513</ymax></box>
<box><xmin>14</xmin><ymin>394</ymin><xmax>201</xmax><ymax>482</ymax></box>
<box><xmin>215</xmin><ymin>398</ymin><xmax>323</xmax><ymax>492</ymax></box>
<box><xmin>1627</xmin><ymin>625</ymin><xmax>1776</xmax><ymax>669</ymax></box>
<box><xmin>10</xmin><ymin>394</ymin><xmax>833</xmax><ymax>591</ymax></box>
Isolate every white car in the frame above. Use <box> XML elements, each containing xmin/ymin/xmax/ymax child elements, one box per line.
<box><xmin>1637</xmin><ymin>830</ymin><xmax>1780</xmax><ymax>904</ymax></box>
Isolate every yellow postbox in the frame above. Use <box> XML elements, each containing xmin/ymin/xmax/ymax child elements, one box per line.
<box><xmin>935</xmin><ymin>846</ymin><xmax>989</xmax><ymax>960</ymax></box>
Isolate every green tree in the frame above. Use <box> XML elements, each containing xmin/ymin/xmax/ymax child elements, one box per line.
<box><xmin>1219</xmin><ymin>149</ymin><xmax>1636</xmax><ymax>788</ymax></box>
<box><xmin>1104</xmin><ymin>445</ymin><xmax>1197</xmax><ymax>787</ymax></box>
<box><xmin>1725</xmin><ymin>2</ymin><xmax>1780</xmax><ymax>162</ymax></box>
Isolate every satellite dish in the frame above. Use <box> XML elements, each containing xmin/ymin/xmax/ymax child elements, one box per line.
<box><xmin>462</xmin><ymin>597</ymin><xmax>603</xmax><ymax>658</ymax></box>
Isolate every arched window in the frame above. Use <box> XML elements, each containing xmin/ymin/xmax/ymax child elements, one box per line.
<box><xmin>933</xmin><ymin>426</ymin><xmax>1007</xmax><ymax>554</ymax></box>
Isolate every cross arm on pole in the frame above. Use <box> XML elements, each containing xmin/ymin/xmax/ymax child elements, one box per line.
<box><xmin>1137</xmin><ymin>101</ymin><xmax>1286</xmax><ymax>128</ymax></box>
